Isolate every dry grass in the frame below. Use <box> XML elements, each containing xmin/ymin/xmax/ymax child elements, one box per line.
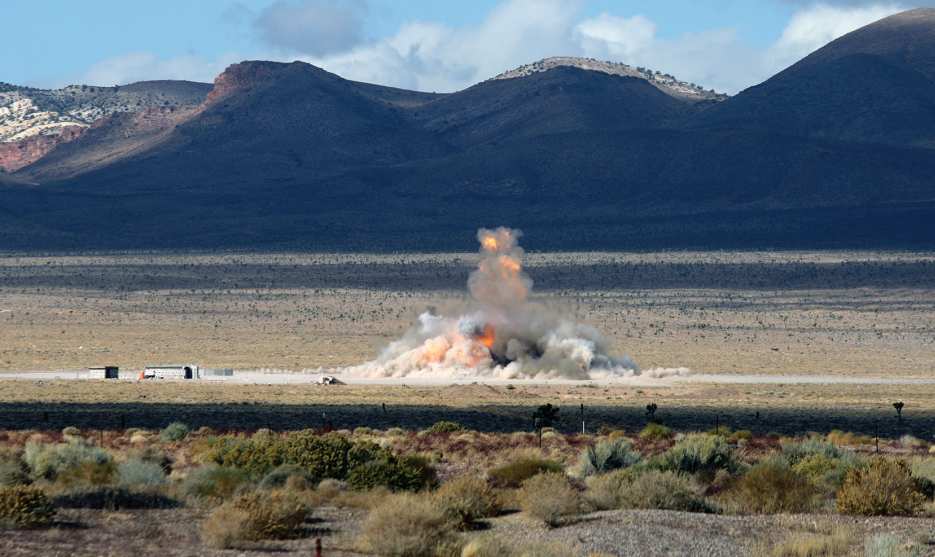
<box><xmin>766</xmin><ymin>526</ymin><xmax>856</xmax><ymax>557</ymax></box>
<box><xmin>517</xmin><ymin>472</ymin><xmax>581</xmax><ymax>527</ymax></box>
<box><xmin>201</xmin><ymin>505</ymin><xmax>253</xmax><ymax>549</ymax></box>
<box><xmin>356</xmin><ymin>492</ymin><xmax>459</xmax><ymax>557</ymax></box>
<box><xmin>1</xmin><ymin>250</ymin><xmax>934</xmax><ymax>378</ymax></box>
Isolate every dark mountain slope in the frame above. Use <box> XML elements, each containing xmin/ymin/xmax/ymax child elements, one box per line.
<box><xmin>12</xmin><ymin>61</ymin><xmax>456</xmax><ymax>187</ymax></box>
<box><xmin>4</xmin><ymin>8</ymin><xmax>935</xmax><ymax>253</ymax></box>
<box><xmin>403</xmin><ymin>66</ymin><xmax>696</xmax><ymax>147</ymax></box>
<box><xmin>6</xmin><ymin>126</ymin><xmax>935</xmax><ymax>251</ymax></box>
<box><xmin>685</xmin><ymin>8</ymin><xmax>935</xmax><ymax>148</ymax></box>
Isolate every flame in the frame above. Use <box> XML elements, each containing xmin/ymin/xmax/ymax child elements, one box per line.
<box><xmin>421</xmin><ymin>337</ymin><xmax>448</xmax><ymax>363</ymax></box>
<box><xmin>344</xmin><ymin>226</ymin><xmax>650</xmax><ymax>380</ymax></box>
<box><xmin>499</xmin><ymin>255</ymin><xmax>520</xmax><ymax>272</ymax></box>
<box><xmin>476</xmin><ymin>324</ymin><xmax>495</xmax><ymax>348</ymax></box>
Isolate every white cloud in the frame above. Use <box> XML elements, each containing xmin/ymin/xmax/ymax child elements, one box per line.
<box><xmin>301</xmin><ymin>0</ymin><xmax>909</xmax><ymax>94</ymax></box>
<box><xmin>29</xmin><ymin>51</ymin><xmax>244</xmax><ymax>89</ymax></box>
<box><xmin>253</xmin><ymin>0</ymin><xmax>366</xmax><ymax>56</ymax></box>
<box><xmin>300</xmin><ymin>0</ymin><xmax>583</xmax><ymax>92</ymax></box>
<box><xmin>28</xmin><ymin>1</ymin><xmax>918</xmax><ymax>95</ymax></box>
<box><xmin>573</xmin><ymin>13</ymin><xmax>657</xmax><ymax>58</ymax></box>
<box><xmin>765</xmin><ymin>3</ymin><xmax>904</xmax><ymax>71</ymax></box>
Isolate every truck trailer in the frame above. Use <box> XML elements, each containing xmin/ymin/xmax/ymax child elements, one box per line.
<box><xmin>142</xmin><ymin>365</ymin><xmax>200</xmax><ymax>379</ymax></box>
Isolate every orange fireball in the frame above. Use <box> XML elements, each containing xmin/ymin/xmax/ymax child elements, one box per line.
<box><xmin>476</xmin><ymin>324</ymin><xmax>496</xmax><ymax>348</ymax></box>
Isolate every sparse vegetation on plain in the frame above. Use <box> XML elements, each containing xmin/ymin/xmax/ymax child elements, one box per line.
<box><xmin>0</xmin><ymin>425</ymin><xmax>929</xmax><ymax>555</ymax></box>
<box><xmin>1</xmin><ymin>250</ymin><xmax>935</xmax><ymax>554</ymax></box>
<box><xmin>1</xmin><ymin>250</ymin><xmax>934</xmax><ymax>379</ymax></box>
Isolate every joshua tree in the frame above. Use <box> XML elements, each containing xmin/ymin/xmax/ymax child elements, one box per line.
<box><xmin>533</xmin><ymin>403</ymin><xmax>560</xmax><ymax>428</ymax></box>
<box><xmin>646</xmin><ymin>403</ymin><xmax>658</xmax><ymax>422</ymax></box>
<box><xmin>894</xmin><ymin>402</ymin><xmax>904</xmax><ymax>422</ymax></box>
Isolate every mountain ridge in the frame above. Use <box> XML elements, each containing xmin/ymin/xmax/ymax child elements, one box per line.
<box><xmin>2</xmin><ymin>9</ymin><xmax>935</xmax><ymax>251</ymax></box>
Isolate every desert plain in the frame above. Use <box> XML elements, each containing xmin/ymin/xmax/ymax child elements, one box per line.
<box><xmin>1</xmin><ymin>249</ymin><xmax>935</xmax><ymax>557</ymax></box>
<box><xmin>1</xmin><ymin>249</ymin><xmax>935</xmax><ymax>435</ymax></box>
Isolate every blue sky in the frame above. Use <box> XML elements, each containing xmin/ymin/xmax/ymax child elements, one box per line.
<box><xmin>3</xmin><ymin>1</ymin><xmax>929</xmax><ymax>94</ymax></box>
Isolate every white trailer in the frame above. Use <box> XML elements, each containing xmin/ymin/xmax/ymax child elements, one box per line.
<box><xmin>142</xmin><ymin>365</ymin><xmax>199</xmax><ymax>379</ymax></box>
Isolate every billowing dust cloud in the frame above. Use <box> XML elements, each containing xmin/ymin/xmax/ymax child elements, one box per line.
<box><xmin>341</xmin><ymin>227</ymin><xmax>689</xmax><ymax>380</ymax></box>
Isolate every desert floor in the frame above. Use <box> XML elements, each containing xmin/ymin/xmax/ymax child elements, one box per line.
<box><xmin>1</xmin><ymin>249</ymin><xmax>933</xmax><ymax>438</ymax></box>
<box><xmin>0</xmin><ymin>377</ymin><xmax>931</xmax><ymax>440</ymax></box>
<box><xmin>1</xmin><ymin>249</ymin><xmax>933</xmax><ymax>377</ymax></box>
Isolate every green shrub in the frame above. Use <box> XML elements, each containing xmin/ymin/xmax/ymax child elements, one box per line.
<box><xmin>22</xmin><ymin>439</ymin><xmax>112</xmax><ymax>480</ymax></box>
<box><xmin>387</xmin><ymin>428</ymin><xmax>405</xmax><ymax>436</ymax></box>
<box><xmin>781</xmin><ymin>438</ymin><xmax>856</xmax><ymax>467</ymax></box>
<box><xmin>62</xmin><ymin>427</ymin><xmax>81</xmax><ymax>437</ymax></box>
<box><xmin>182</xmin><ymin>464</ymin><xmax>251</xmax><ymax>500</ymax></box>
<box><xmin>584</xmin><ymin>468</ymin><xmax>634</xmax><ymax>510</ymax></box>
<box><xmin>402</xmin><ymin>454</ymin><xmax>437</xmax><ymax>489</ymax></box>
<box><xmin>910</xmin><ymin>458</ymin><xmax>935</xmax><ymax>480</ymax></box>
<box><xmin>730</xmin><ymin>430</ymin><xmax>754</xmax><ymax>442</ymax></box>
<box><xmin>836</xmin><ymin>456</ymin><xmax>924</xmax><ymax>516</ymax></box>
<box><xmin>639</xmin><ymin>423</ymin><xmax>673</xmax><ymax>440</ymax></box>
<box><xmin>518</xmin><ymin>472</ymin><xmax>580</xmax><ymax>527</ymax></box>
<box><xmin>427</xmin><ymin>421</ymin><xmax>462</xmax><ymax>434</ymax></box>
<box><xmin>161</xmin><ymin>422</ymin><xmax>189</xmax><ymax>442</ymax></box>
<box><xmin>258</xmin><ymin>464</ymin><xmax>316</xmax><ymax>490</ymax></box>
<box><xmin>659</xmin><ymin>434</ymin><xmax>742</xmax><ymax>475</ymax></box>
<box><xmin>0</xmin><ymin>462</ymin><xmax>31</xmax><ymax>487</ymax></box>
<box><xmin>347</xmin><ymin>456</ymin><xmax>425</xmax><ymax>492</ymax></box>
<box><xmin>579</xmin><ymin>437</ymin><xmax>641</xmax><ymax>477</ymax></box>
<box><xmin>126</xmin><ymin>446</ymin><xmax>173</xmax><ymax>474</ymax></box>
<box><xmin>283</xmin><ymin>431</ymin><xmax>354</xmax><ymax>480</ymax></box>
<box><xmin>616</xmin><ymin>469</ymin><xmax>708</xmax><ymax>512</ymax></box>
<box><xmin>53</xmin><ymin>487</ymin><xmax>178</xmax><ymax>510</ymax></box>
<box><xmin>116</xmin><ymin>460</ymin><xmax>168</xmax><ymax>489</ymax></box>
<box><xmin>0</xmin><ymin>485</ymin><xmax>55</xmax><ymax>528</ymax></box>
<box><xmin>910</xmin><ymin>458</ymin><xmax>935</xmax><ymax>498</ymax></box>
<box><xmin>202</xmin><ymin>434</ymin><xmax>285</xmax><ymax>477</ymax></box>
<box><xmin>434</xmin><ymin>476</ymin><xmax>500</xmax><ymax>530</ymax></box>
<box><xmin>205</xmin><ymin>431</ymin><xmax>412</xmax><ymax>487</ymax></box>
<box><xmin>790</xmin><ymin>454</ymin><xmax>846</xmax><ymax>486</ymax></box>
<box><xmin>357</xmin><ymin>492</ymin><xmax>457</xmax><ymax>557</ymax></box>
<box><xmin>354</xmin><ymin>427</ymin><xmax>375</xmax><ymax>436</ymax></box>
<box><xmin>56</xmin><ymin>460</ymin><xmax>118</xmax><ymax>487</ymax></box>
<box><xmin>488</xmin><ymin>458</ymin><xmax>564</xmax><ymax>488</ymax></box>
<box><xmin>706</xmin><ymin>427</ymin><xmax>731</xmax><ymax>438</ymax></box>
<box><xmin>725</xmin><ymin>460</ymin><xmax>815</xmax><ymax>513</ymax></box>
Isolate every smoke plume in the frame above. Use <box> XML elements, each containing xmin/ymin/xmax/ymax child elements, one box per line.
<box><xmin>341</xmin><ymin>227</ymin><xmax>688</xmax><ymax>380</ymax></box>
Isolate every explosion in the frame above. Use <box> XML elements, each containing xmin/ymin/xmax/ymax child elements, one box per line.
<box><xmin>342</xmin><ymin>227</ymin><xmax>689</xmax><ymax>380</ymax></box>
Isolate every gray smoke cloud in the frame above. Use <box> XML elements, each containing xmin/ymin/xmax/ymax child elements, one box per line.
<box><xmin>340</xmin><ymin>227</ymin><xmax>689</xmax><ymax>380</ymax></box>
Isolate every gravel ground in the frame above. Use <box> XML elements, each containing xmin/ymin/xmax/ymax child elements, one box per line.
<box><xmin>488</xmin><ymin>510</ymin><xmax>935</xmax><ymax>557</ymax></box>
<box><xmin>2</xmin><ymin>506</ymin><xmax>933</xmax><ymax>557</ymax></box>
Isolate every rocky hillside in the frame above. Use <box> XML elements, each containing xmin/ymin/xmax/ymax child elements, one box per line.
<box><xmin>490</xmin><ymin>56</ymin><xmax>728</xmax><ymax>102</ymax></box>
<box><xmin>0</xmin><ymin>80</ymin><xmax>211</xmax><ymax>171</ymax></box>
